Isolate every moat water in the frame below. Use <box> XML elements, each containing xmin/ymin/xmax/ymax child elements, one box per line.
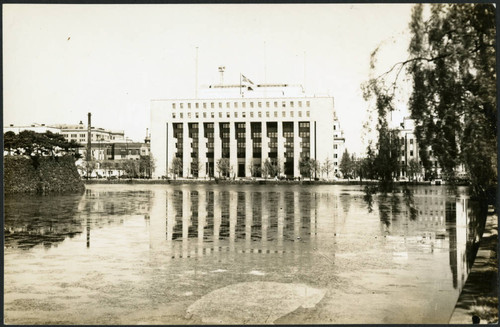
<box><xmin>4</xmin><ymin>184</ymin><xmax>487</xmax><ymax>324</ymax></box>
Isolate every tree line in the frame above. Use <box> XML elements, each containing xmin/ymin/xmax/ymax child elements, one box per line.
<box><xmin>362</xmin><ymin>3</ymin><xmax>496</xmax><ymax>195</ymax></box>
<box><xmin>4</xmin><ymin>130</ymin><xmax>82</xmax><ymax>160</ymax></box>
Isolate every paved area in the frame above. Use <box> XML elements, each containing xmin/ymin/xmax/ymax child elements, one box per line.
<box><xmin>449</xmin><ymin>207</ymin><xmax>498</xmax><ymax>324</ymax></box>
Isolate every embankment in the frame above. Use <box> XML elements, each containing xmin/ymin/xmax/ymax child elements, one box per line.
<box><xmin>4</xmin><ymin>156</ymin><xmax>85</xmax><ymax>194</ymax></box>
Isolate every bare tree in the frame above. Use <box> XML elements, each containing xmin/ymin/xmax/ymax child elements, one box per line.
<box><xmin>170</xmin><ymin>157</ymin><xmax>182</xmax><ymax>179</ymax></box>
<box><xmin>216</xmin><ymin>158</ymin><xmax>231</xmax><ymax>178</ymax></box>
<box><xmin>322</xmin><ymin>157</ymin><xmax>334</xmax><ymax>180</ymax></box>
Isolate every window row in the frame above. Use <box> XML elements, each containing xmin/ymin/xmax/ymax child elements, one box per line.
<box><xmin>172</xmin><ymin>100</ymin><xmax>311</xmax><ymax>110</ymax></box>
<box><xmin>172</xmin><ymin>111</ymin><xmax>310</xmax><ymax>119</ymax></box>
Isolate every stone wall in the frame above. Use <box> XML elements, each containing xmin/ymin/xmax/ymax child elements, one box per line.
<box><xmin>4</xmin><ymin>156</ymin><xmax>85</xmax><ymax>194</ymax></box>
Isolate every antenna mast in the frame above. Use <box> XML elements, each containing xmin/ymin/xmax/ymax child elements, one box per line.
<box><xmin>218</xmin><ymin>66</ymin><xmax>225</xmax><ymax>85</ymax></box>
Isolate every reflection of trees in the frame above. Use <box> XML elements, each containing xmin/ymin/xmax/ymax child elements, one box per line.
<box><xmin>4</xmin><ymin>193</ymin><xmax>84</xmax><ymax>249</ymax></box>
<box><xmin>339</xmin><ymin>193</ymin><xmax>352</xmax><ymax>216</ymax></box>
<box><xmin>362</xmin><ymin>184</ymin><xmax>419</xmax><ymax>224</ymax></box>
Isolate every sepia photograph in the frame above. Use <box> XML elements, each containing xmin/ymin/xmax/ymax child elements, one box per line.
<box><xmin>3</xmin><ymin>2</ymin><xmax>498</xmax><ymax>324</ymax></box>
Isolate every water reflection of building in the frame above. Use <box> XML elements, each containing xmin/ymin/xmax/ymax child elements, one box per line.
<box><xmin>384</xmin><ymin>187</ymin><xmax>474</xmax><ymax>292</ymax></box>
<box><xmin>149</xmin><ymin>188</ymin><xmax>343</xmax><ymax>262</ymax></box>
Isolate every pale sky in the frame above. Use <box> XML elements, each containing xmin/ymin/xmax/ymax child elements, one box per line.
<box><xmin>3</xmin><ymin>4</ymin><xmax>414</xmax><ymax>154</ymax></box>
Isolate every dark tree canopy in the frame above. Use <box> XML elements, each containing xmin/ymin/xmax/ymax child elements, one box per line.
<box><xmin>363</xmin><ymin>3</ymin><xmax>496</xmax><ymax>194</ymax></box>
<box><xmin>4</xmin><ymin>130</ymin><xmax>82</xmax><ymax>159</ymax></box>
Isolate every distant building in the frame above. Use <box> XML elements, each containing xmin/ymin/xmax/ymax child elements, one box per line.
<box><xmin>4</xmin><ymin>123</ymin><xmax>61</xmax><ymax>134</ymax></box>
<box><xmin>4</xmin><ymin>122</ymin><xmax>151</xmax><ymax>178</ymax></box>
<box><xmin>394</xmin><ymin>117</ymin><xmax>466</xmax><ymax>181</ymax></box>
<box><xmin>150</xmin><ymin>79</ymin><xmax>345</xmax><ymax>179</ymax></box>
<box><xmin>52</xmin><ymin>121</ymin><xmax>125</xmax><ymax>144</ymax></box>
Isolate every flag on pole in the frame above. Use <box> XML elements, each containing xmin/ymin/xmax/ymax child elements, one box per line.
<box><xmin>241</xmin><ymin>74</ymin><xmax>254</xmax><ymax>85</ymax></box>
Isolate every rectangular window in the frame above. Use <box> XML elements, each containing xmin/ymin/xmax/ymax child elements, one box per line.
<box><xmin>203</xmin><ymin>103</ymin><xmax>207</xmax><ymax>109</ymax></box>
<box><xmin>211</xmin><ymin>112</ymin><xmax>214</xmax><ymax>118</ymax></box>
<box><xmin>242</xmin><ymin>102</ymin><xmax>246</xmax><ymax>108</ymax></box>
<box><xmin>410</xmin><ymin>150</ymin><xmax>414</xmax><ymax>156</ymax></box>
<box><xmin>203</xmin><ymin>112</ymin><xmax>207</xmax><ymax>118</ymax></box>
<box><xmin>258</xmin><ymin>102</ymin><xmax>262</xmax><ymax>108</ymax></box>
<box><xmin>258</xmin><ymin>112</ymin><xmax>262</xmax><ymax>118</ymax></box>
<box><xmin>290</xmin><ymin>101</ymin><xmax>294</xmax><ymax>107</ymax></box>
<box><xmin>334</xmin><ymin>144</ymin><xmax>337</xmax><ymax>149</ymax></box>
<box><xmin>334</xmin><ymin>154</ymin><xmax>337</xmax><ymax>158</ymax></box>
<box><xmin>180</xmin><ymin>103</ymin><xmax>184</xmax><ymax>109</ymax></box>
<box><xmin>282</xmin><ymin>111</ymin><xmax>286</xmax><ymax>117</ymax></box>
<box><xmin>226</xmin><ymin>112</ymin><xmax>230</xmax><ymax>118</ymax></box>
<box><xmin>266</xmin><ymin>102</ymin><xmax>270</xmax><ymax>107</ymax></box>
<box><xmin>242</xmin><ymin>112</ymin><xmax>246</xmax><ymax>118</ymax></box>
<box><xmin>298</xmin><ymin>101</ymin><xmax>302</xmax><ymax>107</ymax></box>
<box><xmin>306</xmin><ymin>101</ymin><xmax>310</xmax><ymax>107</ymax></box>
<box><xmin>211</xmin><ymin>103</ymin><xmax>215</xmax><ymax>109</ymax></box>
<box><xmin>266</xmin><ymin>112</ymin><xmax>270</xmax><ymax>117</ymax></box>
<box><xmin>218</xmin><ymin>112</ymin><xmax>222</xmax><ymax>118</ymax></box>
<box><xmin>334</xmin><ymin>162</ymin><xmax>337</xmax><ymax>166</ymax></box>
<box><xmin>172</xmin><ymin>103</ymin><xmax>176</xmax><ymax>109</ymax></box>
<box><xmin>235</xmin><ymin>112</ymin><xmax>238</xmax><ymax>118</ymax></box>
<box><xmin>250</xmin><ymin>102</ymin><xmax>254</xmax><ymax>108</ymax></box>
<box><xmin>290</xmin><ymin>111</ymin><xmax>294</xmax><ymax>117</ymax></box>
<box><xmin>306</xmin><ymin>111</ymin><xmax>310</xmax><ymax>117</ymax></box>
<box><xmin>172</xmin><ymin>113</ymin><xmax>176</xmax><ymax>118</ymax></box>
<box><xmin>219</xmin><ymin>102</ymin><xmax>223</xmax><ymax>108</ymax></box>
<box><xmin>195</xmin><ymin>113</ymin><xmax>199</xmax><ymax>118</ymax></box>
<box><xmin>187</xmin><ymin>113</ymin><xmax>191</xmax><ymax>118</ymax></box>
<box><xmin>282</xmin><ymin>101</ymin><xmax>286</xmax><ymax>107</ymax></box>
<box><xmin>195</xmin><ymin>103</ymin><xmax>199</xmax><ymax>109</ymax></box>
<box><xmin>188</xmin><ymin>103</ymin><xmax>191</xmax><ymax>109</ymax></box>
<box><xmin>226</xmin><ymin>102</ymin><xmax>230</xmax><ymax>108</ymax></box>
<box><xmin>298</xmin><ymin>111</ymin><xmax>302</xmax><ymax>117</ymax></box>
<box><xmin>410</xmin><ymin>139</ymin><xmax>414</xmax><ymax>144</ymax></box>
<box><xmin>234</xmin><ymin>102</ymin><xmax>238</xmax><ymax>108</ymax></box>
<box><xmin>274</xmin><ymin>112</ymin><xmax>278</xmax><ymax>117</ymax></box>
<box><xmin>274</xmin><ymin>101</ymin><xmax>278</xmax><ymax>107</ymax></box>
<box><xmin>250</xmin><ymin>112</ymin><xmax>254</xmax><ymax>117</ymax></box>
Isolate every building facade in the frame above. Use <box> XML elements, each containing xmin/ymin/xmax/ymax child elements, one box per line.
<box><xmin>53</xmin><ymin>121</ymin><xmax>125</xmax><ymax>144</ymax></box>
<box><xmin>151</xmin><ymin>83</ymin><xmax>344</xmax><ymax>179</ymax></box>
<box><xmin>4</xmin><ymin>123</ymin><xmax>62</xmax><ymax>135</ymax></box>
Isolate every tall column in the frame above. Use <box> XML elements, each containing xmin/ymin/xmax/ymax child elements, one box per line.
<box><xmin>198</xmin><ymin>122</ymin><xmax>207</xmax><ymax>178</ymax></box>
<box><xmin>245</xmin><ymin>121</ymin><xmax>252</xmax><ymax>177</ymax></box>
<box><xmin>166</xmin><ymin>190</ymin><xmax>175</xmax><ymax>242</ymax></box>
<box><xmin>182</xmin><ymin>190</ymin><xmax>190</xmax><ymax>258</ymax></box>
<box><xmin>213</xmin><ymin>191</ymin><xmax>221</xmax><ymax>255</ymax></box>
<box><xmin>182</xmin><ymin>122</ymin><xmax>190</xmax><ymax>177</ymax></box>
<box><xmin>229</xmin><ymin>122</ymin><xmax>238</xmax><ymax>178</ymax></box>
<box><xmin>277</xmin><ymin>192</ymin><xmax>284</xmax><ymax>251</ymax></box>
<box><xmin>214</xmin><ymin>122</ymin><xmax>221</xmax><ymax>176</ymax></box>
<box><xmin>149</xmin><ymin>188</ymin><xmax>167</xmax><ymax>250</ymax></box>
<box><xmin>229</xmin><ymin>191</ymin><xmax>237</xmax><ymax>252</ymax></box>
<box><xmin>166</xmin><ymin>190</ymin><xmax>175</xmax><ymax>260</ymax></box>
<box><xmin>198</xmin><ymin>189</ymin><xmax>207</xmax><ymax>258</ymax></box>
<box><xmin>261</xmin><ymin>192</ymin><xmax>268</xmax><ymax>253</ymax></box>
<box><xmin>245</xmin><ymin>192</ymin><xmax>253</xmax><ymax>253</ymax></box>
<box><xmin>167</xmin><ymin>122</ymin><xmax>176</xmax><ymax>178</ymax></box>
<box><xmin>261</xmin><ymin>122</ymin><xmax>268</xmax><ymax>173</ymax></box>
<box><xmin>293</xmin><ymin>120</ymin><xmax>300</xmax><ymax>178</ymax></box>
<box><xmin>277</xmin><ymin>121</ymin><xmax>284</xmax><ymax>176</ymax></box>
<box><xmin>310</xmin><ymin>121</ymin><xmax>316</xmax><ymax>162</ymax></box>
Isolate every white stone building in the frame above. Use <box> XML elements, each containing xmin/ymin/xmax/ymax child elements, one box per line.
<box><xmin>150</xmin><ymin>82</ymin><xmax>345</xmax><ymax>179</ymax></box>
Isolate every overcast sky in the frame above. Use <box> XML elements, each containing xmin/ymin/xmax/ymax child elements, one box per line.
<box><xmin>3</xmin><ymin>4</ymin><xmax>414</xmax><ymax>154</ymax></box>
